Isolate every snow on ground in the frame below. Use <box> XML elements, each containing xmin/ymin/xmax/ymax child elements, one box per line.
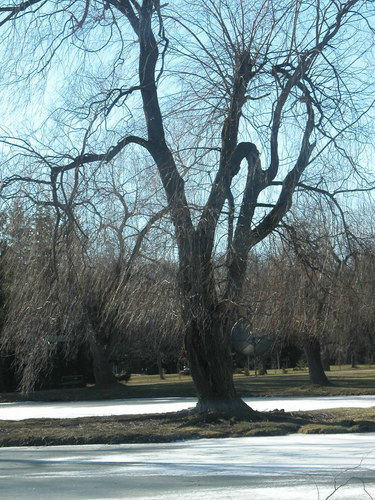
<box><xmin>1</xmin><ymin>434</ymin><xmax>375</xmax><ymax>499</ymax></box>
<box><xmin>1</xmin><ymin>395</ymin><xmax>375</xmax><ymax>420</ymax></box>
<box><xmin>1</xmin><ymin>397</ymin><xmax>375</xmax><ymax>498</ymax></box>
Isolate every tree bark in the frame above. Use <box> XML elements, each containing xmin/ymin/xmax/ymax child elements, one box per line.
<box><xmin>157</xmin><ymin>351</ymin><xmax>165</xmax><ymax>380</ymax></box>
<box><xmin>184</xmin><ymin>306</ymin><xmax>259</xmax><ymax>420</ymax></box>
<box><xmin>304</xmin><ymin>336</ymin><xmax>329</xmax><ymax>386</ymax></box>
<box><xmin>276</xmin><ymin>352</ymin><xmax>281</xmax><ymax>370</ymax></box>
<box><xmin>322</xmin><ymin>347</ymin><xmax>331</xmax><ymax>371</ymax></box>
<box><xmin>90</xmin><ymin>340</ymin><xmax>118</xmax><ymax>388</ymax></box>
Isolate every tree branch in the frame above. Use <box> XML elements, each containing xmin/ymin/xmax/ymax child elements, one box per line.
<box><xmin>250</xmin><ymin>99</ymin><xmax>316</xmax><ymax>248</ymax></box>
<box><xmin>196</xmin><ymin>48</ymin><xmax>256</xmax><ymax>262</ymax></box>
<box><xmin>52</xmin><ymin>135</ymin><xmax>151</xmax><ymax>174</ymax></box>
<box><xmin>0</xmin><ymin>0</ymin><xmax>44</xmax><ymax>27</ymax></box>
<box><xmin>108</xmin><ymin>0</ymin><xmax>140</xmax><ymax>34</ymax></box>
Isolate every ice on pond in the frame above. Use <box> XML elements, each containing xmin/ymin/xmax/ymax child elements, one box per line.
<box><xmin>1</xmin><ymin>395</ymin><xmax>375</xmax><ymax>420</ymax></box>
<box><xmin>1</xmin><ymin>434</ymin><xmax>375</xmax><ymax>499</ymax></box>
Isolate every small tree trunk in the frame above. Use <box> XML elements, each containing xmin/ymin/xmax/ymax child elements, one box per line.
<box><xmin>276</xmin><ymin>352</ymin><xmax>281</xmax><ymax>370</ymax></box>
<box><xmin>90</xmin><ymin>339</ymin><xmax>117</xmax><ymax>388</ymax></box>
<box><xmin>157</xmin><ymin>351</ymin><xmax>165</xmax><ymax>380</ymax></box>
<box><xmin>304</xmin><ymin>336</ymin><xmax>329</xmax><ymax>386</ymax></box>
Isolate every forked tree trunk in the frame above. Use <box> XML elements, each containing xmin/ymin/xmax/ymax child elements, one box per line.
<box><xmin>304</xmin><ymin>336</ymin><xmax>329</xmax><ymax>386</ymax></box>
<box><xmin>184</xmin><ymin>311</ymin><xmax>259</xmax><ymax>420</ymax></box>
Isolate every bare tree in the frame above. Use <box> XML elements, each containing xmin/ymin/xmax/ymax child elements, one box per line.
<box><xmin>1</xmin><ymin>176</ymin><xmax>168</xmax><ymax>392</ymax></box>
<box><xmin>277</xmin><ymin>211</ymin><xmax>350</xmax><ymax>385</ymax></box>
<box><xmin>1</xmin><ymin>204</ymin><xmax>63</xmax><ymax>392</ymax></box>
<box><xmin>331</xmin><ymin>209</ymin><xmax>375</xmax><ymax>367</ymax></box>
<box><xmin>0</xmin><ymin>0</ymin><xmax>374</xmax><ymax>416</ymax></box>
<box><xmin>117</xmin><ymin>261</ymin><xmax>184</xmax><ymax>379</ymax></box>
<box><xmin>248</xmin><ymin>203</ymin><xmax>375</xmax><ymax>380</ymax></box>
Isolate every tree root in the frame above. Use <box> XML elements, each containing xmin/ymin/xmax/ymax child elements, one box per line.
<box><xmin>178</xmin><ymin>398</ymin><xmax>262</xmax><ymax>426</ymax></box>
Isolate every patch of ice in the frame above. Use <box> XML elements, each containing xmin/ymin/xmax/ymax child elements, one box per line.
<box><xmin>1</xmin><ymin>395</ymin><xmax>375</xmax><ymax>420</ymax></box>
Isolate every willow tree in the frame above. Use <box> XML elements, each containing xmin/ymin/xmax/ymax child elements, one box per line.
<box><xmin>269</xmin><ymin>213</ymin><xmax>352</xmax><ymax>386</ymax></box>
<box><xmin>0</xmin><ymin>0</ymin><xmax>374</xmax><ymax>416</ymax></box>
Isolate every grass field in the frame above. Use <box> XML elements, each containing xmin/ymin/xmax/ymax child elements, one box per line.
<box><xmin>1</xmin><ymin>364</ymin><xmax>375</xmax><ymax>403</ymax></box>
<box><xmin>127</xmin><ymin>364</ymin><xmax>375</xmax><ymax>397</ymax></box>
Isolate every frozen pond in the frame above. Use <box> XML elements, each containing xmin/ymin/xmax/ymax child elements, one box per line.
<box><xmin>1</xmin><ymin>434</ymin><xmax>375</xmax><ymax>499</ymax></box>
<box><xmin>1</xmin><ymin>395</ymin><xmax>375</xmax><ymax>420</ymax></box>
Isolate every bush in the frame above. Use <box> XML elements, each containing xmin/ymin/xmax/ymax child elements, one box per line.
<box><xmin>295</xmin><ymin>359</ymin><xmax>308</xmax><ymax>371</ymax></box>
<box><xmin>257</xmin><ymin>362</ymin><xmax>267</xmax><ymax>375</ymax></box>
<box><xmin>116</xmin><ymin>371</ymin><xmax>131</xmax><ymax>382</ymax></box>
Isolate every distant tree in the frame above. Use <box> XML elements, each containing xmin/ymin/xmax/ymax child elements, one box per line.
<box><xmin>1</xmin><ymin>205</ymin><xmax>60</xmax><ymax>392</ymax></box>
<box><xmin>0</xmin><ymin>212</ymin><xmax>14</xmax><ymax>391</ymax></box>
<box><xmin>0</xmin><ymin>190</ymin><xmax>168</xmax><ymax>392</ymax></box>
<box><xmin>118</xmin><ymin>261</ymin><xmax>184</xmax><ymax>379</ymax></box>
<box><xmin>332</xmin><ymin>220</ymin><xmax>375</xmax><ymax>367</ymax></box>
<box><xmin>249</xmin><ymin>204</ymin><xmax>375</xmax><ymax>382</ymax></box>
<box><xmin>278</xmin><ymin>213</ymin><xmax>346</xmax><ymax>385</ymax></box>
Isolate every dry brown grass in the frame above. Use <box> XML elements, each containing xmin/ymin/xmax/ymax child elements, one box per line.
<box><xmin>1</xmin><ymin>406</ymin><xmax>375</xmax><ymax>447</ymax></box>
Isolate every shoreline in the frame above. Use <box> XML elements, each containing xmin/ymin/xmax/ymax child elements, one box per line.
<box><xmin>1</xmin><ymin>406</ymin><xmax>375</xmax><ymax>448</ymax></box>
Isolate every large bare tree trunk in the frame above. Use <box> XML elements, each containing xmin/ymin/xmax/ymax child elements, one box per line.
<box><xmin>90</xmin><ymin>340</ymin><xmax>118</xmax><ymax>388</ymax></box>
<box><xmin>184</xmin><ymin>297</ymin><xmax>258</xmax><ymax>419</ymax></box>
<box><xmin>304</xmin><ymin>336</ymin><xmax>329</xmax><ymax>386</ymax></box>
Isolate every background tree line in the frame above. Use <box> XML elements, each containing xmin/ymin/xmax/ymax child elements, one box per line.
<box><xmin>1</xmin><ymin>196</ymin><xmax>374</xmax><ymax>392</ymax></box>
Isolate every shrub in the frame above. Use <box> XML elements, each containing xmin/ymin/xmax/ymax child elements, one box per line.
<box><xmin>257</xmin><ymin>362</ymin><xmax>267</xmax><ymax>375</ymax></box>
<box><xmin>295</xmin><ymin>359</ymin><xmax>308</xmax><ymax>371</ymax></box>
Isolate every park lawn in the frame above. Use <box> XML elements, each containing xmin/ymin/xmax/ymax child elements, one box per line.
<box><xmin>1</xmin><ymin>364</ymin><xmax>375</xmax><ymax>403</ymax></box>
